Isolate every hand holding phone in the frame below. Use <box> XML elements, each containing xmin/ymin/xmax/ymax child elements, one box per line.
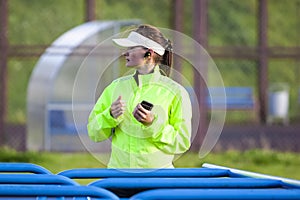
<box><xmin>132</xmin><ymin>100</ymin><xmax>154</xmax><ymax>125</ymax></box>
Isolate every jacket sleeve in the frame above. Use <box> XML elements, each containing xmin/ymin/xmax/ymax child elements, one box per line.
<box><xmin>146</xmin><ymin>88</ymin><xmax>192</xmax><ymax>154</ymax></box>
<box><xmin>87</xmin><ymin>83</ymin><xmax>122</xmax><ymax>142</ymax></box>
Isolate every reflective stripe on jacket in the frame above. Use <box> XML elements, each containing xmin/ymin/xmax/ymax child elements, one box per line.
<box><xmin>87</xmin><ymin>66</ymin><xmax>192</xmax><ymax>168</ymax></box>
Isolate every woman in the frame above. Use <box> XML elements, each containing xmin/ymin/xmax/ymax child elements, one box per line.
<box><xmin>87</xmin><ymin>24</ymin><xmax>192</xmax><ymax>168</ymax></box>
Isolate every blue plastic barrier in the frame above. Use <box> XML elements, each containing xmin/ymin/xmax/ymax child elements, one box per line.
<box><xmin>89</xmin><ymin>177</ymin><xmax>283</xmax><ymax>189</ymax></box>
<box><xmin>0</xmin><ymin>162</ymin><xmax>52</xmax><ymax>174</ymax></box>
<box><xmin>58</xmin><ymin>168</ymin><xmax>232</xmax><ymax>179</ymax></box>
<box><xmin>203</xmin><ymin>163</ymin><xmax>300</xmax><ymax>187</ymax></box>
<box><xmin>1</xmin><ymin>163</ymin><xmax>299</xmax><ymax>200</ymax></box>
<box><xmin>89</xmin><ymin>177</ymin><xmax>292</xmax><ymax>199</ymax></box>
<box><xmin>0</xmin><ymin>174</ymin><xmax>79</xmax><ymax>185</ymax></box>
<box><xmin>0</xmin><ymin>184</ymin><xmax>119</xmax><ymax>200</ymax></box>
<box><xmin>129</xmin><ymin>188</ymin><xmax>300</xmax><ymax>200</ymax></box>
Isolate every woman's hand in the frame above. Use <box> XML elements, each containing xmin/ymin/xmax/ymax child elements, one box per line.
<box><xmin>132</xmin><ymin>103</ymin><xmax>154</xmax><ymax>125</ymax></box>
<box><xmin>110</xmin><ymin>96</ymin><xmax>126</xmax><ymax>119</ymax></box>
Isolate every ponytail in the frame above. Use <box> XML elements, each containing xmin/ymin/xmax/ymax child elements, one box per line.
<box><xmin>160</xmin><ymin>39</ymin><xmax>173</xmax><ymax>77</ymax></box>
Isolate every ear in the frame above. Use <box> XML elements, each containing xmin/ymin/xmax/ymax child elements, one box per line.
<box><xmin>144</xmin><ymin>51</ymin><xmax>151</xmax><ymax>58</ymax></box>
<box><xmin>144</xmin><ymin>49</ymin><xmax>154</xmax><ymax>58</ymax></box>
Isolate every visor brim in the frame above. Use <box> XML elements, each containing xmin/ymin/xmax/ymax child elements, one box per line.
<box><xmin>112</xmin><ymin>38</ymin><xmax>140</xmax><ymax>48</ymax></box>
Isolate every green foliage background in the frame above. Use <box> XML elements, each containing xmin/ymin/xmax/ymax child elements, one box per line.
<box><xmin>6</xmin><ymin>0</ymin><xmax>300</xmax><ymax>123</ymax></box>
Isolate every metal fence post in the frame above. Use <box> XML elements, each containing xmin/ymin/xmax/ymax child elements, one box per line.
<box><xmin>258</xmin><ymin>0</ymin><xmax>268</xmax><ymax>124</ymax></box>
<box><xmin>172</xmin><ymin>0</ymin><xmax>184</xmax><ymax>80</ymax></box>
<box><xmin>0</xmin><ymin>0</ymin><xmax>8</xmax><ymax>145</ymax></box>
<box><xmin>85</xmin><ymin>0</ymin><xmax>96</xmax><ymax>22</ymax></box>
<box><xmin>191</xmin><ymin>0</ymin><xmax>208</xmax><ymax>151</ymax></box>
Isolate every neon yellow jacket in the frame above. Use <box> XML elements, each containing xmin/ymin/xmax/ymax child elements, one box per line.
<box><xmin>87</xmin><ymin>66</ymin><xmax>192</xmax><ymax>168</ymax></box>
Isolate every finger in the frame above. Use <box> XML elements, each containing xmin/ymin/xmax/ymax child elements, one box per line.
<box><xmin>110</xmin><ymin>110</ymin><xmax>118</xmax><ymax>118</ymax></box>
<box><xmin>112</xmin><ymin>109</ymin><xmax>124</xmax><ymax>118</ymax></box>
<box><xmin>120</xmin><ymin>100</ymin><xmax>126</xmax><ymax>108</ymax></box>
<box><xmin>112</xmin><ymin>96</ymin><xmax>122</xmax><ymax>105</ymax></box>
<box><xmin>132</xmin><ymin>105</ymin><xmax>138</xmax><ymax>113</ymax></box>
<box><xmin>116</xmin><ymin>106</ymin><xmax>125</xmax><ymax>113</ymax></box>
<box><xmin>112</xmin><ymin>98</ymin><xmax>125</xmax><ymax>110</ymax></box>
<box><xmin>132</xmin><ymin>109</ymin><xmax>141</xmax><ymax>121</ymax></box>
<box><xmin>132</xmin><ymin>108</ymin><xmax>138</xmax><ymax>118</ymax></box>
<box><xmin>139</xmin><ymin>113</ymin><xmax>146</xmax><ymax>121</ymax></box>
<box><xmin>111</xmin><ymin>103</ymin><xmax>125</xmax><ymax>118</ymax></box>
<box><xmin>137</xmin><ymin>104</ymin><xmax>148</xmax><ymax>115</ymax></box>
<box><xmin>137</xmin><ymin>110</ymin><xmax>147</xmax><ymax>121</ymax></box>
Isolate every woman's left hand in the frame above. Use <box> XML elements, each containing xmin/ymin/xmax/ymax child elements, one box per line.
<box><xmin>132</xmin><ymin>103</ymin><xmax>154</xmax><ymax>125</ymax></box>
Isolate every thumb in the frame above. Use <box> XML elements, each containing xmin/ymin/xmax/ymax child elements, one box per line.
<box><xmin>116</xmin><ymin>96</ymin><xmax>122</xmax><ymax>101</ymax></box>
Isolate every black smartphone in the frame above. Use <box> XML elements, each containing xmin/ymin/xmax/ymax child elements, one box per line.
<box><xmin>141</xmin><ymin>100</ymin><xmax>153</xmax><ymax>111</ymax></box>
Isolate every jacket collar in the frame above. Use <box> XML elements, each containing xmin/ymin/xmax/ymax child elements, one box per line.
<box><xmin>133</xmin><ymin>65</ymin><xmax>161</xmax><ymax>86</ymax></box>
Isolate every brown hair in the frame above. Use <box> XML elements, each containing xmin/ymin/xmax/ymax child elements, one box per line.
<box><xmin>134</xmin><ymin>24</ymin><xmax>173</xmax><ymax>76</ymax></box>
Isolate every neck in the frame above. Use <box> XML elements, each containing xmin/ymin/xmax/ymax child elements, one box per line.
<box><xmin>137</xmin><ymin>64</ymin><xmax>156</xmax><ymax>75</ymax></box>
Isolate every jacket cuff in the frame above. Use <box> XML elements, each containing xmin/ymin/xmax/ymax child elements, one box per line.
<box><xmin>100</xmin><ymin>107</ymin><xmax>123</xmax><ymax>126</ymax></box>
<box><xmin>151</xmin><ymin>124</ymin><xmax>176</xmax><ymax>144</ymax></box>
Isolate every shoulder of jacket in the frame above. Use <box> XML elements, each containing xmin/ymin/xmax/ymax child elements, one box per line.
<box><xmin>112</xmin><ymin>74</ymin><xmax>133</xmax><ymax>83</ymax></box>
<box><xmin>159</xmin><ymin>76</ymin><xmax>182</xmax><ymax>90</ymax></box>
<box><xmin>159</xmin><ymin>76</ymin><xmax>191</xmax><ymax>98</ymax></box>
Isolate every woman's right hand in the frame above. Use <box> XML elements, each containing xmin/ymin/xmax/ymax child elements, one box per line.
<box><xmin>110</xmin><ymin>96</ymin><xmax>126</xmax><ymax>119</ymax></box>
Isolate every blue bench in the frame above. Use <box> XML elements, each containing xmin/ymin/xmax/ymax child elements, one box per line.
<box><xmin>207</xmin><ymin>87</ymin><xmax>255</xmax><ymax>110</ymax></box>
<box><xmin>49</xmin><ymin>110</ymin><xmax>87</xmax><ymax>135</ymax></box>
<box><xmin>186</xmin><ymin>86</ymin><xmax>256</xmax><ymax>110</ymax></box>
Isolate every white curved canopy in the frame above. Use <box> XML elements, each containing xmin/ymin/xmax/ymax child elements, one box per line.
<box><xmin>27</xmin><ymin>20</ymin><xmax>140</xmax><ymax>151</ymax></box>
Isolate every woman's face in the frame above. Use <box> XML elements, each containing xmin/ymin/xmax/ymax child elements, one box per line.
<box><xmin>123</xmin><ymin>46</ymin><xmax>147</xmax><ymax>68</ymax></box>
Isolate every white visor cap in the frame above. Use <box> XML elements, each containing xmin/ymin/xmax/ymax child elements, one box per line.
<box><xmin>112</xmin><ymin>32</ymin><xmax>165</xmax><ymax>56</ymax></box>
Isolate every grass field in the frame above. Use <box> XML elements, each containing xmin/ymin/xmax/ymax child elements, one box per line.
<box><xmin>2</xmin><ymin>147</ymin><xmax>298</xmax><ymax>181</ymax></box>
